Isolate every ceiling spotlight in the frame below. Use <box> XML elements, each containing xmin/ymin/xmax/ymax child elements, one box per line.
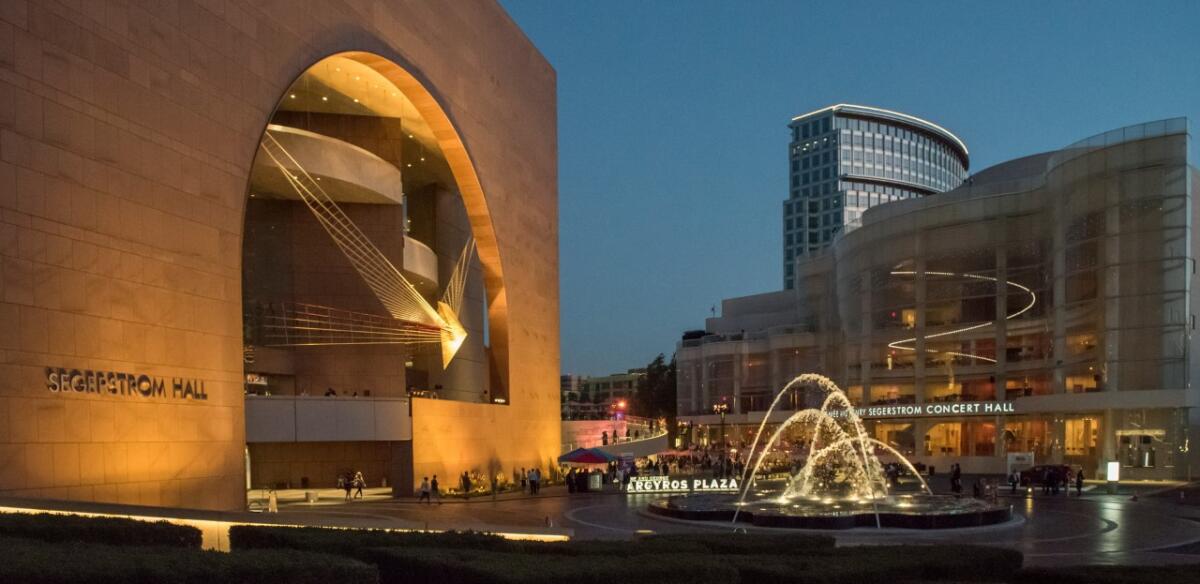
<box><xmin>353</xmin><ymin>98</ymin><xmax>359</xmax><ymax>103</ymax></box>
<box><xmin>289</xmin><ymin>93</ymin><xmax>296</xmax><ymax>99</ymax></box>
<box><xmin>321</xmin><ymin>96</ymin><xmax>328</xmax><ymax>101</ymax></box>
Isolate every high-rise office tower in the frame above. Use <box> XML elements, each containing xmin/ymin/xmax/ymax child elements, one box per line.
<box><xmin>784</xmin><ymin>104</ymin><xmax>969</xmax><ymax>289</ymax></box>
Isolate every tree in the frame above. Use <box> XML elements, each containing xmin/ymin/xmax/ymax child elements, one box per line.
<box><xmin>634</xmin><ymin>353</ymin><xmax>678</xmax><ymax>444</ymax></box>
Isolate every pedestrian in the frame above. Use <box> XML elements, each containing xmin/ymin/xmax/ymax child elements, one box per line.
<box><xmin>1008</xmin><ymin>469</ymin><xmax>1020</xmax><ymax>494</ymax></box>
<box><xmin>625</xmin><ymin>427</ymin><xmax>631</xmax><ymax>440</ymax></box>
<box><xmin>950</xmin><ymin>463</ymin><xmax>962</xmax><ymax>495</ymax></box>
<box><xmin>1042</xmin><ymin>468</ymin><xmax>1052</xmax><ymax>495</ymax></box>
<box><xmin>602</xmin><ymin>431</ymin><xmax>608</xmax><ymax>446</ymax></box>
<box><xmin>353</xmin><ymin>471</ymin><xmax>365</xmax><ymax>499</ymax></box>
<box><xmin>1050</xmin><ymin>468</ymin><xmax>1060</xmax><ymax>496</ymax></box>
<box><xmin>418</xmin><ymin>476</ymin><xmax>431</xmax><ymax>503</ymax></box>
<box><xmin>566</xmin><ymin>468</ymin><xmax>577</xmax><ymax>494</ymax></box>
<box><xmin>1075</xmin><ymin>468</ymin><xmax>1084</xmax><ymax>497</ymax></box>
<box><xmin>342</xmin><ymin>472</ymin><xmax>353</xmax><ymax>501</ymax></box>
<box><xmin>520</xmin><ymin>467</ymin><xmax>527</xmax><ymax>492</ymax></box>
<box><xmin>461</xmin><ymin>471</ymin><xmax>472</xmax><ymax>499</ymax></box>
<box><xmin>431</xmin><ymin>474</ymin><xmax>442</xmax><ymax>504</ymax></box>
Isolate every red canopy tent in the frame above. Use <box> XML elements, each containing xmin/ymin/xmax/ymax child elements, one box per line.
<box><xmin>557</xmin><ymin>447</ymin><xmax>616</xmax><ymax>465</ymax></box>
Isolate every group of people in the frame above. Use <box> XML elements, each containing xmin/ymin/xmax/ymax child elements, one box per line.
<box><xmin>515</xmin><ymin>467</ymin><xmax>543</xmax><ymax>494</ymax></box>
<box><xmin>600</xmin><ymin>427</ymin><xmax>645</xmax><ymax>446</ymax></box>
<box><xmin>336</xmin><ymin>471</ymin><xmax>366</xmax><ymax>500</ymax></box>
<box><xmin>417</xmin><ymin>475</ymin><xmax>442</xmax><ymax>504</ymax></box>
<box><xmin>1006</xmin><ymin>467</ymin><xmax>1085</xmax><ymax>496</ymax></box>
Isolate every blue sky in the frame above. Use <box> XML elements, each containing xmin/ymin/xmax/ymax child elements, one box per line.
<box><xmin>498</xmin><ymin>0</ymin><xmax>1200</xmax><ymax>376</ymax></box>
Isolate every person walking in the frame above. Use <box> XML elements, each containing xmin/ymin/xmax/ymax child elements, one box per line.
<box><xmin>418</xmin><ymin>476</ymin><xmax>431</xmax><ymax>503</ymax></box>
<box><xmin>342</xmin><ymin>472</ymin><xmax>353</xmax><ymax>501</ymax></box>
<box><xmin>431</xmin><ymin>475</ymin><xmax>442</xmax><ymax>504</ymax></box>
<box><xmin>602</xmin><ymin>431</ymin><xmax>608</xmax><ymax>446</ymax></box>
<box><xmin>461</xmin><ymin>471</ymin><xmax>472</xmax><ymax>499</ymax></box>
<box><xmin>520</xmin><ymin>467</ymin><xmax>527</xmax><ymax>493</ymax></box>
<box><xmin>1075</xmin><ymin>469</ymin><xmax>1084</xmax><ymax>497</ymax></box>
<box><xmin>1008</xmin><ymin>469</ymin><xmax>1020</xmax><ymax>494</ymax></box>
<box><xmin>1042</xmin><ymin>468</ymin><xmax>1052</xmax><ymax>495</ymax></box>
<box><xmin>353</xmin><ymin>471</ymin><xmax>365</xmax><ymax>499</ymax></box>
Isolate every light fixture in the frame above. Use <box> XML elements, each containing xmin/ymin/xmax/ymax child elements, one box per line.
<box><xmin>321</xmin><ymin>96</ymin><xmax>328</xmax><ymax>101</ymax></box>
<box><xmin>289</xmin><ymin>94</ymin><xmax>296</xmax><ymax>99</ymax></box>
<box><xmin>353</xmin><ymin>98</ymin><xmax>359</xmax><ymax>103</ymax></box>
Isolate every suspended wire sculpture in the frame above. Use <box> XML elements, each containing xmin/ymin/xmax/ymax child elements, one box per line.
<box><xmin>254</xmin><ymin>130</ymin><xmax>474</xmax><ymax>367</ymax></box>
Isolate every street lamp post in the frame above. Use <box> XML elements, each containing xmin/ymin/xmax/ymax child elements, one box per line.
<box><xmin>713</xmin><ymin>400</ymin><xmax>729</xmax><ymax>476</ymax></box>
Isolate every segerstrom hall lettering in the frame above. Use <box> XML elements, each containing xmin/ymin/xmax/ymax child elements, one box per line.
<box><xmin>46</xmin><ymin>368</ymin><xmax>209</xmax><ymax>401</ymax></box>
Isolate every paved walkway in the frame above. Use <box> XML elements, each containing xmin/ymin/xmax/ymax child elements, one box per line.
<box><xmin>258</xmin><ymin>477</ymin><xmax>1200</xmax><ymax>566</ymax></box>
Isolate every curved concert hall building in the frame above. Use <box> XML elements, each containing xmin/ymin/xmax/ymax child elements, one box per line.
<box><xmin>680</xmin><ymin>117</ymin><xmax>1199</xmax><ymax>480</ymax></box>
<box><xmin>0</xmin><ymin>0</ymin><xmax>559</xmax><ymax>510</ymax></box>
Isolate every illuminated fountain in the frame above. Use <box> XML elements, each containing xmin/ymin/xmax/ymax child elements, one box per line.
<box><xmin>648</xmin><ymin>374</ymin><xmax>1012</xmax><ymax>529</ymax></box>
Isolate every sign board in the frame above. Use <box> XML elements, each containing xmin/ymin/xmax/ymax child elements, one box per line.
<box><xmin>1006</xmin><ymin>452</ymin><xmax>1034</xmax><ymax>474</ymax></box>
<box><xmin>625</xmin><ymin>475</ymin><xmax>739</xmax><ymax>494</ymax></box>
<box><xmin>829</xmin><ymin>401</ymin><xmax>1017</xmax><ymax>420</ymax></box>
<box><xmin>45</xmin><ymin>367</ymin><xmax>209</xmax><ymax>401</ymax></box>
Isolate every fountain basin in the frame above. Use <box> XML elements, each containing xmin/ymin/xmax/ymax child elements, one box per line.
<box><xmin>647</xmin><ymin>493</ymin><xmax>1012</xmax><ymax>530</ymax></box>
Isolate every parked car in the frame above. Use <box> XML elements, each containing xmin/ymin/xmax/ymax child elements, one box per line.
<box><xmin>1018</xmin><ymin>464</ymin><xmax>1075</xmax><ymax>486</ymax></box>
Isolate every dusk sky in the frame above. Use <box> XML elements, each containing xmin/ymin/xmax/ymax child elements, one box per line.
<box><xmin>499</xmin><ymin>0</ymin><xmax>1200</xmax><ymax>377</ymax></box>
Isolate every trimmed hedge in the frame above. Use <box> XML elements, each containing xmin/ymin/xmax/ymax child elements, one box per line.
<box><xmin>229</xmin><ymin>525</ymin><xmax>519</xmax><ymax>557</ymax></box>
<box><xmin>367</xmin><ymin>547</ymin><xmax>739</xmax><ymax>584</ymax></box>
<box><xmin>712</xmin><ymin>545</ymin><xmax>1020</xmax><ymax>584</ymax></box>
<box><xmin>0</xmin><ymin>512</ymin><xmax>201</xmax><ymax>548</ymax></box>
<box><xmin>0</xmin><ymin>536</ymin><xmax>378</xmax><ymax>584</ymax></box>
<box><xmin>1017</xmin><ymin>565</ymin><xmax>1200</xmax><ymax>584</ymax></box>
<box><xmin>229</xmin><ymin>525</ymin><xmax>835</xmax><ymax>558</ymax></box>
<box><xmin>639</xmin><ymin>532</ymin><xmax>836</xmax><ymax>554</ymax></box>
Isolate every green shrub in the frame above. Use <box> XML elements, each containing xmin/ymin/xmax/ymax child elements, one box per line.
<box><xmin>713</xmin><ymin>544</ymin><xmax>1020</xmax><ymax>584</ymax></box>
<box><xmin>0</xmin><ymin>536</ymin><xmax>378</xmax><ymax>584</ymax></box>
<box><xmin>229</xmin><ymin>525</ymin><xmax>518</xmax><ymax>558</ymax></box>
<box><xmin>639</xmin><ymin>531</ymin><xmax>836</xmax><ymax>554</ymax></box>
<box><xmin>807</xmin><ymin>545</ymin><xmax>1022</xmax><ymax>583</ymax></box>
<box><xmin>0</xmin><ymin>512</ymin><xmax>201</xmax><ymax>548</ymax></box>
<box><xmin>520</xmin><ymin>538</ymin><xmax>711</xmax><ymax>556</ymax></box>
<box><xmin>1017</xmin><ymin>565</ymin><xmax>1200</xmax><ymax>584</ymax></box>
<box><xmin>367</xmin><ymin>547</ymin><xmax>738</xmax><ymax>584</ymax></box>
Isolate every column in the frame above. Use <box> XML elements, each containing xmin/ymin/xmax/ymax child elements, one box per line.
<box><xmin>994</xmin><ymin>231</ymin><xmax>1008</xmax><ymax>401</ymax></box>
<box><xmin>1052</xmin><ymin>187</ymin><xmax>1067</xmax><ymax>393</ymax></box>
<box><xmin>913</xmin><ymin>234</ymin><xmax>927</xmax><ymax>405</ymax></box>
<box><xmin>732</xmin><ymin>349</ymin><xmax>744</xmax><ymax>414</ymax></box>
<box><xmin>861</xmin><ymin>269</ymin><xmax>874</xmax><ymax>405</ymax></box>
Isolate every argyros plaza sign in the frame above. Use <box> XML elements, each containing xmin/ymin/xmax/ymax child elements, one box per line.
<box><xmin>626</xmin><ymin>476</ymin><xmax>739</xmax><ymax>494</ymax></box>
